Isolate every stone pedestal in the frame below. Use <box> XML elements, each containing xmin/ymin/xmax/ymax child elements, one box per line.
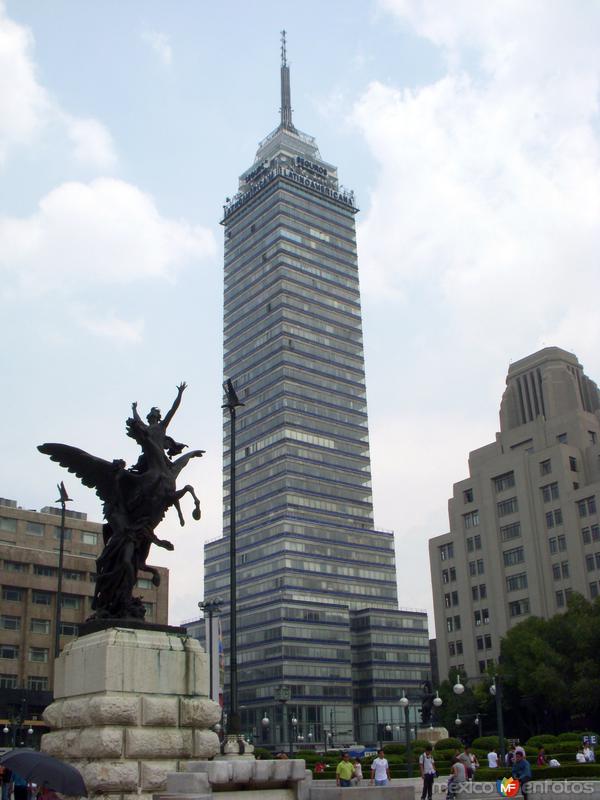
<box><xmin>417</xmin><ymin>726</ymin><xmax>449</xmax><ymax>744</ymax></box>
<box><xmin>42</xmin><ymin>627</ymin><xmax>221</xmax><ymax>800</ymax></box>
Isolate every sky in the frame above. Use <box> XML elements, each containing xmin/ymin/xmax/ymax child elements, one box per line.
<box><xmin>1</xmin><ymin>0</ymin><xmax>600</xmax><ymax>631</ymax></box>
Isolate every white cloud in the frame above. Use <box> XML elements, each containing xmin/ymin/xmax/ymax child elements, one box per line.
<box><xmin>0</xmin><ymin>178</ymin><xmax>216</xmax><ymax>295</ymax></box>
<box><xmin>0</xmin><ymin>2</ymin><xmax>117</xmax><ymax>168</ymax></box>
<box><xmin>141</xmin><ymin>30</ymin><xmax>172</xmax><ymax>67</ymax></box>
<box><xmin>354</xmin><ymin>0</ymin><xmax>600</xmax><ymax>364</ymax></box>
<box><xmin>64</xmin><ymin>116</ymin><xmax>117</xmax><ymax>169</ymax></box>
<box><xmin>0</xmin><ymin>0</ymin><xmax>48</xmax><ymax>163</ymax></box>
<box><xmin>74</xmin><ymin>307</ymin><xmax>145</xmax><ymax>344</ymax></box>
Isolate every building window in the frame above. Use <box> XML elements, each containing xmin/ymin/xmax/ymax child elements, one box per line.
<box><xmin>444</xmin><ymin>593</ymin><xmax>451</xmax><ymax>608</ymax></box>
<box><xmin>451</xmin><ymin>590</ymin><xmax>459</xmax><ymax>606</ymax></box>
<box><xmin>53</xmin><ymin>527</ymin><xmax>72</xmax><ymax>541</ymax></box>
<box><xmin>63</xmin><ymin>570</ymin><xmax>85</xmax><ymax>581</ymax></box>
<box><xmin>60</xmin><ymin>595</ymin><xmax>81</xmax><ymax>610</ymax></box>
<box><xmin>557</xmin><ymin>433</ymin><xmax>568</xmax><ymax>444</ymax></box>
<box><xmin>569</xmin><ymin>456</ymin><xmax>578</xmax><ymax>472</ymax></box>
<box><xmin>454</xmin><ymin>615</ymin><xmax>461</xmax><ymax>630</ymax></box>
<box><xmin>32</xmin><ymin>591</ymin><xmax>53</xmax><ymax>606</ymax></box>
<box><xmin>484</xmin><ymin>634</ymin><xmax>492</xmax><ymax>649</ymax></box>
<box><xmin>81</xmin><ymin>532</ymin><xmax>98</xmax><ymax>545</ymax></box>
<box><xmin>27</xmin><ymin>676</ymin><xmax>49</xmax><ymax>691</ymax></box>
<box><xmin>497</xmin><ymin>497</ymin><xmax>519</xmax><ymax>517</ymax></box>
<box><xmin>482</xmin><ymin>608</ymin><xmax>490</xmax><ymax>624</ymax></box>
<box><xmin>0</xmin><ymin>517</ymin><xmax>17</xmax><ymax>533</ymax></box>
<box><xmin>578</xmin><ymin>497</ymin><xmax>597</xmax><ymax>518</ymax></box>
<box><xmin>586</xmin><ymin>554</ymin><xmax>595</xmax><ymax>572</ymax></box>
<box><xmin>0</xmin><ymin>615</ymin><xmax>20</xmax><ymax>631</ymax></box>
<box><xmin>556</xmin><ymin>590</ymin><xmax>565</xmax><ymax>607</ymax></box>
<box><xmin>582</xmin><ymin>526</ymin><xmax>600</xmax><ymax>545</ymax></box>
<box><xmin>509</xmin><ymin>598</ymin><xmax>530</xmax><ymax>617</ymax></box>
<box><xmin>0</xmin><ymin>674</ymin><xmax>18</xmax><ymax>688</ymax></box>
<box><xmin>2</xmin><ymin>587</ymin><xmax>23</xmax><ymax>602</ymax></box>
<box><xmin>552</xmin><ymin>563</ymin><xmax>561</xmax><ymax>580</ymax></box>
<box><xmin>446</xmin><ymin>617</ymin><xmax>454</xmax><ymax>633</ymax></box>
<box><xmin>30</xmin><ymin>618</ymin><xmax>50</xmax><ymax>634</ymax></box>
<box><xmin>3</xmin><ymin>560</ymin><xmax>28</xmax><ymax>573</ymax></box>
<box><xmin>503</xmin><ymin>547</ymin><xmax>525</xmax><ymax>567</ymax></box>
<box><xmin>589</xmin><ymin>431</ymin><xmax>597</xmax><ymax>445</ymax></box>
<box><xmin>449</xmin><ymin>567</ymin><xmax>456</xmax><ymax>581</ymax></box>
<box><xmin>506</xmin><ymin>572</ymin><xmax>528</xmax><ymax>591</ymax></box>
<box><xmin>439</xmin><ymin>543</ymin><xmax>454</xmax><ymax>561</ymax></box>
<box><xmin>591</xmin><ymin>582</ymin><xmax>599</xmax><ymax>599</ymax></box>
<box><xmin>463</xmin><ymin>510</ymin><xmax>480</xmax><ymax>529</ymax></box>
<box><xmin>480</xmin><ymin>583</ymin><xmax>487</xmax><ymax>599</ymax></box>
<box><xmin>26</xmin><ymin>521</ymin><xmax>44</xmax><ymax>536</ymax></box>
<box><xmin>469</xmin><ymin>561</ymin><xmax>476</xmax><ymax>576</ymax></box>
<box><xmin>478</xmin><ymin>660</ymin><xmax>486</xmax><ymax>674</ymax></box>
<box><xmin>500</xmin><ymin>522</ymin><xmax>521</xmax><ymax>542</ymax></box>
<box><xmin>541</xmin><ymin>483</ymin><xmax>560</xmax><ymax>503</ymax></box>
<box><xmin>449</xmin><ymin>642</ymin><xmax>455</xmax><ymax>656</ymax></box>
<box><xmin>60</xmin><ymin>622</ymin><xmax>78</xmax><ymax>636</ymax></box>
<box><xmin>561</xmin><ymin>561</ymin><xmax>570</xmax><ymax>578</ymax></box>
<box><xmin>477</xmin><ymin>559</ymin><xmax>485</xmax><ymax>575</ymax></box>
<box><xmin>476</xmin><ymin>636</ymin><xmax>484</xmax><ymax>650</ymax></box>
<box><xmin>442</xmin><ymin>569</ymin><xmax>449</xmax><ymax>583</ymax></box>
<box><xmin>137</xmin><ymin>578</ymin><xmax>153</xmax><ymax>589</ymax></box>
<box><xmin>558</xmin><ymin>534</ymin><xmax>567</xmax><ymax>552</ymax></box>
<box><xmin>474</xmin><ymin>610</ymin><xmax>482</xmax><ymax>626</ymax></box>
<box><xmin>540</xmin><ymin>459</ymin><xmax>552</xmax><ymax>476</ymax></box>
<box><xmin>0</xmin><ymin>645</ymin><xmax>19</xmax><ymax>659</ymax></box>
<box><xmin>494</xmin><ymin>472</ymin><xmax>515</xmax><ymax>493</ymax></box>
<box><xmin>29</xmin><ymin>647</ymin><xmax>49</xmax><ymax>663</ymax></box>
<box><xmin>472</xmin><ymin>585</ymin><xmax>479</xmax><ymax>601</ymax></box>
<box><xmin>463</xmin><ymin>488</ymin><xmax>474</xmax><ymax>503</ymax></box>
<box><xmin>546</xmin><ymin>509</ymin><xmax>563</xmax><ymax>528</ymax></box>
<box><xmin>33</xmin><ymin>565</ymin><xmax>57</xmax><ymax>577</ymax></box>
<box><xmin>456</xmin><ymin>640</ymin><xmax>463</xmax><ymax>654</ymax></box>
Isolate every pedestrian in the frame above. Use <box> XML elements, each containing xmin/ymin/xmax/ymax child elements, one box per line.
<box><xmin>352</xmin><ymin>758</ymin><xmax>363</xmax><ymax>786</ymax></box>
<box><xmin>487</xmin><ymin>748</ymin><xmax>498</xmax><ymax>768</ymax></box>
<box><xmin>419</xmin><ymin>745</ymin><xmax>436</xmax><ymax>800</ymax></box>
<box><xmin>468</xmin><ymin>748</ymin><xmax>479</xmax><ymax>777</ymax></box>
<box><xmin>370</xmin><ymin>749</ymin><xmax>391</xmax><ymax>786</ymax></box>
<box><xmin>576</xmin><ymin>748</ymin><xmax>587</xmax><ymax>764</ymax></box>
<box><xmin>583</xmin><ymin>744</ymin><xmax>594</xmax><ymax>763</ymax></box>
<box><xmin>336</xmin><ymin>753</ymin><xmax>355</xmax><ymax>787</ymax></box>
<box><xmin>536</xmin><ymin>747</ymin><xmax>547</xmax><ymax>766</ymax></box>
<box><xmin>447</xmin><ymin>756</ymin><xmax>467</xmax><ymax>800</ymax></box>
<box><xmin>457</xmin><ymin>746</ymin><xmax>475</xmax><ymax>780</ymax></box>
<box><xmin>505</xmin><ymin>746</ymin><xmax>515</xmax><ymax>767</ymax></box>
<box><xmin>13</xmin><ymin>772</ymin><xmax>29</xmax><ymax>800</ymax></box>
<box><xmin>314</xmin><ymin>761</ymin><xmax>325</xmax><ymax>774</ymax></box>
<box><xmin>511</xmin><ymin>751</ymin><xmax>532</xmax><ymax>798</ymax></box>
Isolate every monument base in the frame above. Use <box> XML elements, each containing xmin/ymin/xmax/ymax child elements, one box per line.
<box><xmin>417</xmin><ymin>726</ymin><xmax>449</xmax><ymax>744</ymax></box>
<box><xmin>42</xmin><ymin>627</ymin><xmax>221</xmax><ymax>800</ymax></box>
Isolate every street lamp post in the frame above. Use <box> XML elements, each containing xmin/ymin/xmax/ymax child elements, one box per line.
<box><xmin>399</xmin><ymin>692</ymin><xmax>412</xmax><ymax>778</ymax></box>
<box><xmin>275</xmin><ymin>684</ymin><xmax>291</xmax><ymax>753</ymax></box>
<box><xmin>53</xmin><ymin>481</ymin><xmax>72</xmax><ymax>660</ymax></box>
<box><xmin>222</xmin><ymin>378</ymin><xmax>244</xmax><ymax>742</ymax></box>
<box><xmin>198</xmin><ymin>598</ymin><xmax>223</xmax><ymax>702</ymax></box>
<box><xmin>453</xmin><ymin>672</ymin><xmax>505</xmax><ymax>763</ymax></box>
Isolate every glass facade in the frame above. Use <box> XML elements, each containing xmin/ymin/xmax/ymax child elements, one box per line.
<box><xmin>202</xmin><ymin>57</ymin><xmax>429</xmax><ymax>747</ymax></box>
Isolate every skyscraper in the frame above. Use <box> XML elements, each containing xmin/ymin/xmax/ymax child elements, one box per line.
<box><xmin>203</xmin><ymin>37</ymin><xmax>430</xmax><ymax>747</ymax></box>
<box><xmin>430</xmin><ymin>347</ymin><xmax>600</xmax><ymax>683</ymax></box>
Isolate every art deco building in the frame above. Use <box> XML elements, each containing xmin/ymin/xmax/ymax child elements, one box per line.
<box><xmin>430</xmin><ymin>347</ymin><xmax>600</xmax><ymax>683</ymax></box>
<box><xmin>0</xmin><ymin>497</ymin><xmax>168</xmax><ymax>747</ymax></box>
<box><xmin>202</xmin><ymin>41</ymin><xmax>430</xmax><ymax>747</ymax></box>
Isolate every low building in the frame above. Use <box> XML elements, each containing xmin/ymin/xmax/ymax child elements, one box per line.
<box><xmin>0</xmin><ymin>497</ymin><xmax>168</xmax><ymax>747</ymax></box>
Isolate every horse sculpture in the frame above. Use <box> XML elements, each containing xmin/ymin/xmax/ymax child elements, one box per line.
<box><xmin>38</xmin><ymin>382</ymin><xmax>203</xmax><ymax>620</ymax></box>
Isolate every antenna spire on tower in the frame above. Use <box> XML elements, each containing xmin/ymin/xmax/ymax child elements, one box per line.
<box><xmin>279</xmin><ymin>29</ymin><xmax>294</xmax><ymax>130</ymax></box>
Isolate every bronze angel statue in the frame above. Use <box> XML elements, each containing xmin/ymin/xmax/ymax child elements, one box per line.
<box><xmin>38</xmin><ymin>382</ymin><xmax>203</xmax><ymax>620</ymax></box>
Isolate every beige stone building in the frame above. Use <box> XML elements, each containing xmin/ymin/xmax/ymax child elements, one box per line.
<box><xmin>430</xmin><ymin>347</ymin><xmax>600</xmax><ymax>683</ymax></box>
<box><xmin>0</xmin><ymin>497</ymin><xmax>168</xmax><ymax>746</ymax></box>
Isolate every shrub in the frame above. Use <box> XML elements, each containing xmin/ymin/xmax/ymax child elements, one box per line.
<box><xmin>558</xmin><ymin>733</ymin><xmax>583</xmax><ymax>742</ymax></box>
<box><xmin>413</xmin><ymin>739</ymin><xmax>434</xmax><ymax>751</ymax></box>
<box><xmin>472</xmin><ymin>736</ymin><xmax>508</xmax><ymax>751</ymax></box>
<box><xmin>253</xmin><ymin>747</ymin><xmax>273</xmax><ymax>759</ymax></box>
<box><xmin>526</xmin><ymin>734</ymin><xmax>560</xmax><ymax>747</ymax></box>
<box><xmin>382</xmin><ymin>743</ymin><xmax>407</xmax><ymax>755</ymax></box>
<box><xmin>434</xmin><ymin>738</ymin><xmax>462</xmax><ymax>750</ymax></box>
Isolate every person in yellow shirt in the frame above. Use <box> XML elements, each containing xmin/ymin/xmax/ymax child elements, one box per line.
<box><xmin>336</xmin><ymin>753</ymin><xmax>355</xmax><ymax>787</ymax></box>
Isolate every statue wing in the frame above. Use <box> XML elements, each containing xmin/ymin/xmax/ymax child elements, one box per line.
<box><xmin>38</xmin><ymin>443</ymin><xmax>125</xmax><ymax>504</ymax></box>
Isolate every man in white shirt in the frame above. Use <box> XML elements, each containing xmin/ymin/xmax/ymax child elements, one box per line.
<box><xmin>487</xmin><ymin>749</ymin><xmax>498</xmax><ymax>768</ymax></box>
<box><xmin>419</xmin><ymin>746</ymin><xmax>436</xmax><ymax>800</ymax></box>
<box><xmin>370</xmin><ymin>750</ymin><xmax>391</xmax><ymax>786</ymax></box>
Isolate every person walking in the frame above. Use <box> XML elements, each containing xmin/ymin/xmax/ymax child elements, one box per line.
<box><xmin>352</xmin><ymin>758</ymin><xmax>363</xmax><ymax>786</ymax></box>
<box><xmin>511</xmin><ymin>751</ymin><xmax>532</xmax><ymax>798</ymax></box>
<box><xmin>536</xmin><ymin>747</ymin><xmax>547</xmax><ymax>766</ymax></box>
<box><xmin>419</xmin><ymin>745</ymin><xmax>436</xmax><ymax>800</ymax></box>
<box><xmin>370</xmin><ymin>749</ymin><xmax>391</xmax><ymax>786</ymax></box>
<box><xmin>487</xmin><ymin>748</ymin><xmax>498</xmax><ymax>768</ymax></box>
<box><xmin>447</xmin><ymin>756</ymin><xmax>467</xmax><ymax>800</ymax></box>
<box><xmin>336</xmin><ymin>753</ymin><xmax>355</xmax><ymax>787</ymax></box>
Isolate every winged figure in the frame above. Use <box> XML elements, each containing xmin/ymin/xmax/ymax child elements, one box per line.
<box><xmin>38</xmin><ymin>383</ymin><xmax>203</xmax><ymax>620</ymax></box>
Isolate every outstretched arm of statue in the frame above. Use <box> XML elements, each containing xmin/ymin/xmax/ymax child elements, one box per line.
<box><xmin>163</xmin><ymin>381</ymin><xmax>187</xmax><ymax>428</ymax></box>
<box><xmin>131</xmin><ymin>401</ymin><xmax>142</xmax><ymax>424</ymax></box>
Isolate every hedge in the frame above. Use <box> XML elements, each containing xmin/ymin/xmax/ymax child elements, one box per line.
<box><xmin>475</xmin><ymin>764</ymin><xmax>600</xmax><ymax>781</ymax></box>
<box><xmin>382</xmin><ymin>743</ymin><xmax>407</xmax><ymax>755</ymax></box>
<box><xmin>526</xmin><ymin>735</ymin><xmax>560</xmax><ymax>747</ymax></box>
<box><xmin>472</xmin><ymin>736</ymin><xmax>508</xmax><ymax>751</ymax></box>
<box><xmin>435</xmin><ymin>737</ymin><xmax>463</xmax><ymax>750</ymax></box>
